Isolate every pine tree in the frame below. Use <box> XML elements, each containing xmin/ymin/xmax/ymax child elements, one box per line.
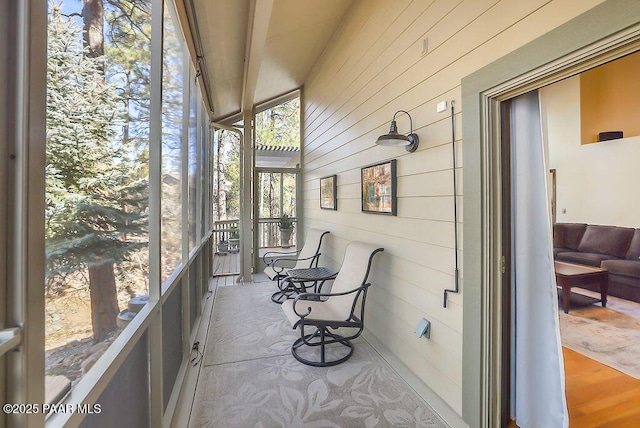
<box><xmin>103</xmin><ymin>0</ymin><xmax>152</xmax><ymax>295</ymax></box>
<box><xmin>46</xmin><ymin>4</ymin><xmax>148</xmax><ymax>343</ymax></box>
<box><xmin>104</xmin><ymin>0</ymin><xmax>151</xmax><ymax>161</ymax></box>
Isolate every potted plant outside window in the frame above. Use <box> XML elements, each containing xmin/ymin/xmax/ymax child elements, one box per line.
<box><xmin>279</xmin><ymin>214</ymin><xmax>294</xmax><ymax>247</ymax></box>
<box><xmin>228</xmin><ymin>226</ymin><xmax>240</xmax><ymax>253</ymax></box>
<box><xmin>217</xmin><ymin>238</ymin><xmax>229</xmax><ymax>254</ymax></box>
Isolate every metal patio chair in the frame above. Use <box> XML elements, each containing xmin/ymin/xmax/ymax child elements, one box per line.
<box><xmin>263</xmin><ymin>229</ymin><xmax>330</xmax><ymax>302</ymax></box>
<box><xmin>281</xmin><ymin>241</ymin><xmax>384</xmax><ymax>366</ymax></box>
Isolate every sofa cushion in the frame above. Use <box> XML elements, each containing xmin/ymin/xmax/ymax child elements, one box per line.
<box><xmin>578</xmin><ymin>225</ymin><xmax>635</xmax><ymax>258</ymax></box>
<box><xmin>553</xmin><ymin>223</ymin><xmax>587</xmax><ymax>250</ymax></box>
<box><xmin>555</xmin><ymin>251</ymin><xmax>619</xmax><ymax>267</ymax></box>
<box><xmin>626</xmin><ymin>229</ymin><xmax>640</xmax><ymax>259</ymax></box>
<box><xmin>553</xmin><ymin>247</ymin><xmax>571</xmax><ymax>257</ymax></box>
<box><xmin>601</xmin><ymin>259</ymin><xmax>640</xmax><ymax>279</ymax></box>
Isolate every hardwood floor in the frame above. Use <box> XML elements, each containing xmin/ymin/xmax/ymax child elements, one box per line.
<box><xmin>509</xmin><ymin>347</ymin><xmax>640</xmax><ymax>427</ymax></box>
<box><xmin>563</xmin><ymin>347</ymin><xmax>640</xmax><ymax>427</ymax></box>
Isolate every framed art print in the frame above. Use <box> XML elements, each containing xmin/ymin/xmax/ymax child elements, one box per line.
<box><xmin>361</xmin><ymin>159</ymin><xmax>397</xmax><ymax>215</ymax></box>
<box><xmin>320</xmin><ymin>175</ymin><xmax>337</xmax><ymax>210</ymax></box>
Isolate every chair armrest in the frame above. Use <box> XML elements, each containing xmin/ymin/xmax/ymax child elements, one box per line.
<box><xmin>262</xmin><ymin>249</ymin><xmax>301</xmax><ymax>265</ymax></box>
<box><xmin>268</xmin><ymin>255</ymin><xmax>314</xmax><ymax>275</ymax></box>
<box><xmin>270</xmin><ymin>257</ymin><xmax>301</xmax><ymax>268</ymax></box>
<box><xmin>271</xmin><ymin>254</ymin><xmax>321</xmax><ymax>269</ymax></box>
<box><xmin>292</xmin><ymin>285</ymin><xmax>368</xmax><ymax>318</ymax></box>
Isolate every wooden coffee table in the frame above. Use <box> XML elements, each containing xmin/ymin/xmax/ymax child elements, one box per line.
<box><xmin>554</xmin><ymin>261</ymin><xmax>608</xmax><ymax>314</ymax></box>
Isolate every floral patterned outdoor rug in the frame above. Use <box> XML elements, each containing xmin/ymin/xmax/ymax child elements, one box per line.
<box><xmin>191</xmin><ymin>283</ymin><xmax>446</xmax><ymax>427</ymax></box>
<box><xmin>202</xmin><ymin>284</ymin><xmax>296</xmax><ymax>366</ymax></box>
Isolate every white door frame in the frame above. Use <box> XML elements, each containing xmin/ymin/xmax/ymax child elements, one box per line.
<box><xmin>1</xmin><ymin>1</ymin><xmax>48</xmax><ymax>427</ymax></box>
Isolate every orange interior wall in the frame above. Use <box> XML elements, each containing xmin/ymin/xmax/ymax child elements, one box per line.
<box><xmin>580</xmin><ymin>52</ymin><xmax>640</xmax><ymax>144</ymax></box>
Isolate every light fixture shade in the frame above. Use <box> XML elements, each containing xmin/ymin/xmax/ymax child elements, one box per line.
<box><xmin>376</xmin><ymin>134</ymin><xmax>410</xmax><ymax>145</ymax></box>
<box><xmin>375</xmin><ymin>112</ymin><xmax>419</xmax><ymax>152</ymax></box>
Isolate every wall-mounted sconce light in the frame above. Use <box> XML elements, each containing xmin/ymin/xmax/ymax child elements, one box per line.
<box><xmin>376</xmin><ymin>110</ymin><xmax>419</xmax><ymax>153</ymax></box>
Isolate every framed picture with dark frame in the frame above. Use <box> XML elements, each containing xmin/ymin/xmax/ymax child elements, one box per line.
<box><xmin>320</xmin><ymin>175</ymin><xmax>337</xmax><ymax>210</ymax></box>
<box><xmin>361</xmin><ymin>159</ymin><xmax>397</xmax><ymax>215</ymax></box>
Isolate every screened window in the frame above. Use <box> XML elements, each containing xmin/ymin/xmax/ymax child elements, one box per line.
<box><xmin>44</xmin><ymin>0</ymin><xmax>151</xmax><ymax>391</ymax></box>
<box><xmin>160</xmin><ymin>4</ymin><xmax>185</xmax><ymax>283</ymax></box>
<box><xmin>188</xmin><ymin>70</ymin><xmax>198</xmax><ymax>251</ymax></box>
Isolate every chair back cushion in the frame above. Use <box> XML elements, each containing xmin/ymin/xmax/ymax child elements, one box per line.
<box><xmin>294</xmin><ymin>229</ymin><xmax>329</xmax><ymax>269</ymax></box>
<box><xmin>328</xmin><ymin>242</ymin><xmax>384</xmax><ymax>318</ymax></box>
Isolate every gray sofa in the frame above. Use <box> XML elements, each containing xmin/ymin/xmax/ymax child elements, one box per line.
<box><xmin>553</xmin><ymin>223</ymin><xmax>640</xmax><ymax>303</ymax></box>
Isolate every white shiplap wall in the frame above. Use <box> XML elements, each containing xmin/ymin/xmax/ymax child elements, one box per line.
<box><xmin>302</xmin><ymin>0</ymin><xmax>605</xmax><ymax>414</ymax></box>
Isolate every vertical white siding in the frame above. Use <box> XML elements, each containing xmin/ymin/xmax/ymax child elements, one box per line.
<box><xmin>302</xmin><ymin>0</ymin><xmax>605</xmax><ymax>414</ymax></box>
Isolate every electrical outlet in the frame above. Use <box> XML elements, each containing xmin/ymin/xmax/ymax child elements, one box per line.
<box><xmin>436</xmin><ymin>101</ymin><xmax>447</xmax><ymax>113</ymax></box>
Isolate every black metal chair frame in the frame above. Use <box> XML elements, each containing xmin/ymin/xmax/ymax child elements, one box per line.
<box><xmin>280</xmin><ymin>267</ymin><xmax>337</xmax><ymax>301</ymax></box>
<box><xmin>263</xmin><ymin>230</ymin><xmax>330</xmax><ymax>303</ymax></box>
<box><xmin>263</xmin><ymin>251</ymin><xmax>319</xmax><ymax>285</ymax></box>
<box><xmin>269</xmin><ymin>255</ymin><xmax>323</xmax><ymax>303</ymax></box>
<box><xmin>288</xmin><ymin>246</ymin><xmax>383</xmax><ymax>367</ymax></box>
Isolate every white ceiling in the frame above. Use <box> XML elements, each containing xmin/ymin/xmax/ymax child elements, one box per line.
<box><xmin>191</xmin><ymin>0</ymin><xmax>354</xmax><ymax>122</ymax></box>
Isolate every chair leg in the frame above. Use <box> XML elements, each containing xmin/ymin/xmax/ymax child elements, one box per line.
<box><xmin>320</xmin><ymin>327</ymin><xmax>325</xmax><ymax>365</ymax></box>
<box><xmin>271</xmin><ymin>277</ymin><xmax>295</xmax><ymax>304</ymax></box>
<box><xmin>291</xmin><ymin>327</ymin><xmax>354</xmax><ymax>367</ymax></box>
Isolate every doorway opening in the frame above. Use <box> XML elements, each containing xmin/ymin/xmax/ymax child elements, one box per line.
<box><xmin>501</xmin><ymin>57</ymin><xmax>640</xmax><ymax>426</ymax></box>
<box><xmin>253</xmin><ymin>169</ymin><xmax>300</xmax><ymax>273</ymax></box>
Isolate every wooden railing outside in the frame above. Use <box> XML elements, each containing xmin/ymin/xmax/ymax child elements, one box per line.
<box><xmin>258</xmin><ymin>218</ymin><xmax>297</xmax><ymax>249</ymax></box>
<box><xmin>213</xmin><ymin>218</ymin><xmax>298</xmax><ymax>249</ymax></box>
<box><xmin>213</xmin><ymin>219</ymin><xmax>239</xmax><ymax>245</ymax></box>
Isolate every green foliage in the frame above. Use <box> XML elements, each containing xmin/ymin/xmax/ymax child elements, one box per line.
<box><xmin>279</xmin><ymin>214</ymin><xmax>294</xmax><ymax>230</ymax></box>
<box><xmin>213</xmin><ymin>128</ymin><xmax>240</xmax><ymax>220</ymax></box>
<box><xmin>214</xmin><ymin>99</ymin><xmax>299</xmax><ymax>224</ymax></box>
<box><xmin>46</xmin><ymin>179</ymin><xmax>148</xmax><ymax>272</ymax></box>
<box><xmin>104</xmin><ymin>0</ymin><xmax>152</xmax><ymax>164</ymax></box>
<box><xmin>45</xmin><ymin>3</ymin><xmax>148</xmax><ymax>279</ymax></box>
<box><xmin>255</xmin><ymin>97</ymin><xmax>300</xmax><ymax>148</ymax></box>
